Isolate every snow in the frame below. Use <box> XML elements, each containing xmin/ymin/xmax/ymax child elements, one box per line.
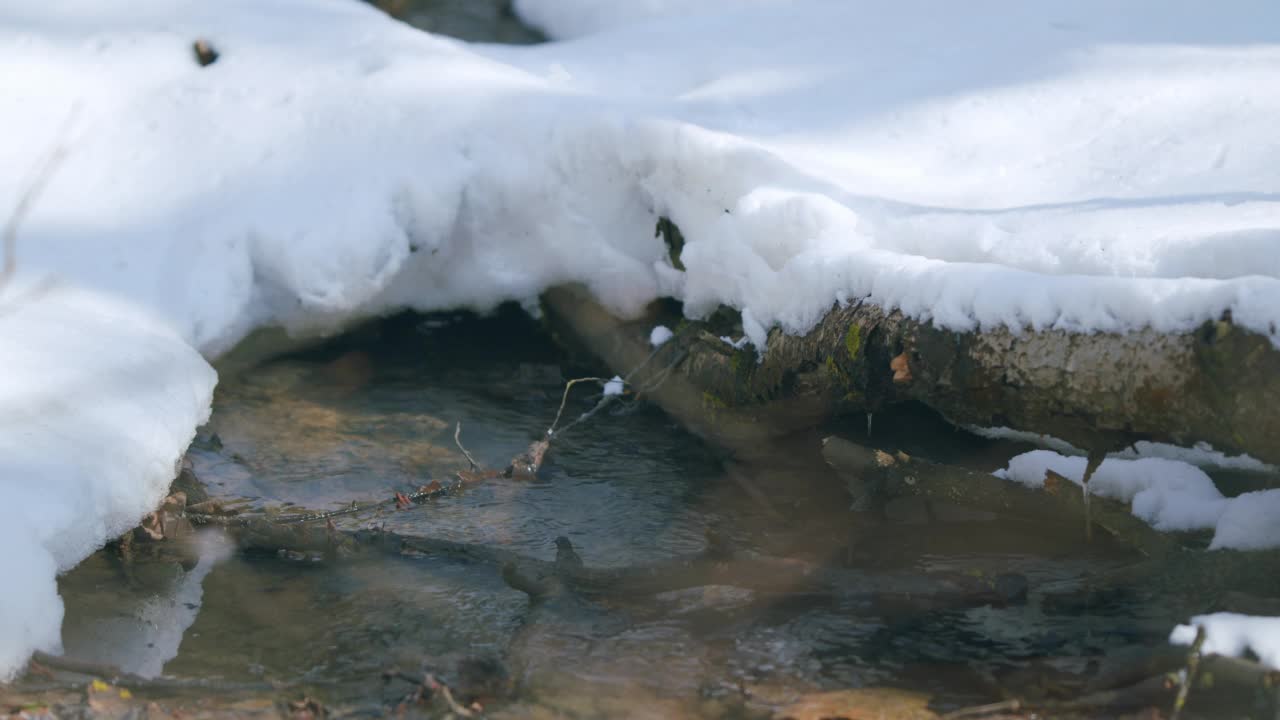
<box><xmin>603</xmin><ymin>375</ymin><xmax>626</xmax><ymax>396</ymax></box>
<box><xmin>968</xmin><ymin>426</ymin><xmax>1278</xmax><ymax>474</ymax></box>
<box><xmin>649</xmin><ymin>324</ymin><xmax>674</xmax><ymax>347</ymax></box>
<box><xmin>2</xmin><ymin>0</ymin><xmax>1280</xmax><ymax>679</ymax></box>
<box><xmin>996</xmin><ymin>451</ymin><xmax>1280</xmax><ymax>549</ymax></box>
<box><xmin>0</xmin><ymin>286</ymin><xmax>215</xmax><ymax>678</ymax></box>
<box><xmin>1171</xmin><ymin>613</ymin><xmax>1280</xmax><ymax>669</ymax></box>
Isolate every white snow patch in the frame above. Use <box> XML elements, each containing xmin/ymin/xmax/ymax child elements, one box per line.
<box><xmin>603</xmin><ymin>375</ymin><xmax>626</xmax><ymax>396</ymax></box>
<box><xmin>649</xmin><ymin>325</ymin><xmax>674</xmax><ymax>347</ymax></box>
<box><xmin>969</xmin><ymin>426</ymin><xmax>1277</xmax><ymax>474</ymax></box>
<box><xmin>1171</xmin><ymin>613</ymin><xmax>1280</xmax><ymax>669</ymax></box>
<box><xmin>996</xmin><ymin>451</ymin><xmax>1280</xmax><ymax>549</ymax></box>
<box><xmin>0</xmin><ymin>286</ymin><xmax>215</xmax><ymax>679</ymax></box>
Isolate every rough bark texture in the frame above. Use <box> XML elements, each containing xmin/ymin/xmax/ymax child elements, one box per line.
<box><xmin>542</xmin><ymin>284</ymin><xmax>1280</xmax><ymax>464</ymax></box>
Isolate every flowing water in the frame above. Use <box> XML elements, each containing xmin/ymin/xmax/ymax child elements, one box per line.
<box><xmin>44</xmin><ymin>309</ymin><xmax>1195</xmax><ymax>717</ymax></box>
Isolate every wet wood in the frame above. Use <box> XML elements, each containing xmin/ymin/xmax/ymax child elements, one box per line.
<box><xmin>820</xmin><ymin>435</ymin><xmax>1177</xmax><ymax>558</ymax></box>
<box><xmin>541</xmin><ymin>282</ymin><xmax>1280</xmax><ymax>465</ymax></box>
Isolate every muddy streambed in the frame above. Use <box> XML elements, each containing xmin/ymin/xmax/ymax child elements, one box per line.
<box><xmin>22</xmin><ymin>309</ymin><xmax>1204</xmax><ymax>718</ymax></box>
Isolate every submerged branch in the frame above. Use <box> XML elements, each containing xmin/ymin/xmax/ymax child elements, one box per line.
<box><xmin>821</xmin><ymin>435</ymin><xmax>1178</xmax><ymax>558</ymax></box>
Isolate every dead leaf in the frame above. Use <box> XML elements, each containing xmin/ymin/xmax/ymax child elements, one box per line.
<box><xmin>505</xmin><ymin>439</ymin><xmax>550</xmax><ymax>480</ymax></box>
<box><xmin>192</xmin><ymin>39</ymin><xmax>219</xmax><ymax>67</ymax></box>
<box><xmin>890</xmin><ymin>352</ymin><xmax>912</xmax><ymax>384</ymax></box>
<box><xmin>775</xmin><ymin>687</ymin><xmax>939</xmax><ymax>720</ymax></box>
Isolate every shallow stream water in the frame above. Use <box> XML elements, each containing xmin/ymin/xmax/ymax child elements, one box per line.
<box><xmin>44</xmin><ymin>309</ymin><xmax>1196</xmax><ymax>717</ymax></box>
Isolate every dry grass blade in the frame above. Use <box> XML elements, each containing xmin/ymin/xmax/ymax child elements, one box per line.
<box><xmin>2</xmin><ymin>105</ymin><xmax>78</xmax><ymax>295</ymax></box>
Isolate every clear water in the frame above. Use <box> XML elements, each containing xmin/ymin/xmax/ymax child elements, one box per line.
<box><xmin>48</xmin><ymin>309</ymin><xmax>1186</xmax><ymax>716</ymax></box>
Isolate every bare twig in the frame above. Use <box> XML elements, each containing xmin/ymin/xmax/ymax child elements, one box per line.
<box><xmin>547</xmin><ymin>377</ymin><xmax>609</xmax><ymax>436</ymax></box>
<box><xmin>1170</xmin><ymin>625</ymin><xmax>1206</xmax><ymax>720</ymax></box>
<box><xmin>455</xmin><ymin>421</ymin><xmax>479</xmax><ymax>471</ymax></box>
<box><xmin>942</xmin><ymin>699</ymin><xmax>1022</xmax><ymax>719</ymax></box>
<box><xmin>434</xmin><ymin>677</ymin><xmax>476</xmax><ymax>717</ymax></box>
<box><xmin>2</xmin><ymin>104</ymin><xmax>78</xmax><ymax>294</ymax></box>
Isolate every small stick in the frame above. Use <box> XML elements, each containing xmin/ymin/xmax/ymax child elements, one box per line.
<box><xmin>455</xmin><ymin>421</ymin><xmax>479</xmax><ymax>471</ymax></box>
<box><xmin>1171</xmin><ymin>625</ymin><xmax>1207</xmax><ymax>720</ymax></box>
<box><xmin>942</xmin><ymin>699</ymin><xmax>1022</xmax><ymax>719</ymax></box>
<box><xmin>436</xmin><ymin>680</ymin><xmax>475</xmax><ymax>717</ymax></box>
<box><xmin>2</xmin><ymin>121</ymin><xmax>71</xmax><ymax>292</ymax></box>
<box><xmin>547</xmin><ymin>377</ymin><xmax>608</xmax><ymax>436</ymax></box>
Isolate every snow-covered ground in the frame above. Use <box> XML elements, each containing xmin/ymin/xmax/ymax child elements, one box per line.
<box><xmin>2</xmin><ymin>0</ymin><xmax>1279</xmax><ymax>678</ymax></box>
<box><xmin>1171</xmin><ymin>613</ymin><xmax>1280</xmax><ymax>669</ymax></box>
<box><xmin>997</xmin><ymin>451</ymin><xmax>1280</xmax><ymax>550</ymax></box>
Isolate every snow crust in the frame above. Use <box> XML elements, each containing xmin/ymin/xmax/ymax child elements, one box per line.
<box><xmin>0</xmin><ymin>286</ymin><xmax>215</xmax><ymax>678</ymax></box>
<box><xmin>1171</xmin><ymin>613</ymin><xmax>1280</xmax><ymax>669</ymax></box>
<box><xmin>969</xmin><ymin>426</ymin><xmax>1277</xmax><ymax>473</ymax></box>
<box><xmin>3</xmin><ymin>0</ymin><xmax>1280</xmax><ymax>679</ymax></box>
<box><xmin>649</xmin><ymin>325</ymin><xmax>674</xmax><ymax>348</ymax></box>
<box><xmin>602</xmin><ymin>375</ymin><xmax>626</xmax><ymax>396</ymax></box>
<box><xmin>997</xmin><ymin>451</ymin><xmax>1280</xmax><ymax>550</ymax></box>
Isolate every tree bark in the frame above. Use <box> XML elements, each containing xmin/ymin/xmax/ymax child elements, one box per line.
<box><xmin>541</xmin><ymin>284</ymin><xmax>1280</xmax><ymax>464</ymax></box>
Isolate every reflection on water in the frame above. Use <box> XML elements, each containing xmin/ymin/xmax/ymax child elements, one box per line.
<box><xmin>50</xmin><ymin>309</ymin><xmax>1179</xmax><ymax>716</ymax></box>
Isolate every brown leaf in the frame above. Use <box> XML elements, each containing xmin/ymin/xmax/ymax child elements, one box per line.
<box><xmin>775</xmin><ymin>688</ymin><xmax>939</xmax><ymax>720</ymax></box>
<box><xmin>890</xmin><ymin>352</ymin><xmax>912</xmax><ymax>384</ymax></box>
<box><xmin>506</xmin><ymin>439</ymin><xmax>551</xmax><ymax>480</ymax></box>
<box><xmin>137</xmin><ymin>512</ymin><xmax>165</xmax><ymax>541</ymax></box>
<box><xmin>192</xmin><ymin>39</ymin><xmax>219</xmax><ymax>67</ymax></box>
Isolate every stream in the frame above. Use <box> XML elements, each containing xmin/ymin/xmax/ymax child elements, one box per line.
<box><xmin>46</xmin><ymin>308</ymin><xmax>1190</xmax><ymax>717</ymax></box>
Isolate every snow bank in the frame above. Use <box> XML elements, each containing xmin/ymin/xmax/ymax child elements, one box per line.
<box><xmin>997</xmin><ymin>451</ymin><xmax>1280</xmax><ymax>549</ymax></box>
<box><xmin>1171</xmin><ymin>613</ymin><xmax>1280</xmax><ymax>669</ymax></box>
<box><xmin>968</xmin><ymin>426</ymin><xmax>1278</xmax><ymax>474</ymax></box>
<box><xmin>4</xmin><ymin>0</ymin><xmax>1280</xmax><ymax>678</ymax></box>
<box><xmin>7</xmin><ymin>0</ymin><xmax>1280</xmax><ymax>355</ymax></box>
<box><xmin>0</xmin><ymin>286</ymin><xmax>215</xmax><ymax>677</ymax></box>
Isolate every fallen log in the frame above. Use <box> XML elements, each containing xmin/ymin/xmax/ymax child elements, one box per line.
<box><xmin>820</xmin><ymin>435</ymin><xmax>1177</xmax><ymax>558</ymax></box>
<box><xmin>541</xmin><ymin>282</ymin><xmax>1280</xmax><ymax>464</ymax></box>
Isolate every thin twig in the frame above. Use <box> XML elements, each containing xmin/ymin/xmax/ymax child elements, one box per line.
<box><xmin>455</xmin><ymin>421</ymin><xmax>479</xmax><ymax>471</ymax></box>
<box><xmin>553</xmin><ymin>394</ymin><xmax>615</xmax><ymax>438</ymax></box>
<box><xmin>2</xmin><ymin>104</ymin><xmax>78</xmax><ymax>294</ymax></box>
<box><xmin>547</xmin><ymin>377</ymin><xmax>609</xmax><ymax>436</ymax></box>
<box><xmin>190</xmin><ymin>473</ymin><xmax>460</xmax><ymax>527</ymax></box>
<box><xmin>942</xmin><ymin>699</ymin><xmax>1022</xmax><ymax>719</ymax></box>
<box><xmin>634</xmin><ymin>347</ymin><xmax>689</xmax><ymax>394</ymax></box>
<box><xmin>1171</xmin><ymin>625</ymin><xmax>1207</xmax><ymax>720</ymax></box>
<box><xmin>435</xmin><ymin>679</ymin><xmax>475</xmax><ymax>717</ymax></box>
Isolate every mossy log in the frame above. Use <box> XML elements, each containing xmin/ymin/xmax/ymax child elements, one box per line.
<box><xmin>541</xmin><ymin>284</ymin><xmax>1280</xmax><ymax>464</ymax></box>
